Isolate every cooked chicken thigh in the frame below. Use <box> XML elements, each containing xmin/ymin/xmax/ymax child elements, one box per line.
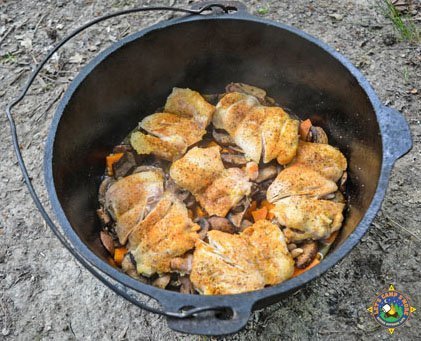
<box><xmin>242</xmin><ymin>220</ymin><xmax>294</xmax><ymax>285</ymax></box>
<box><xmin>196</xmin><ymin>168</ymin><xmax>252</xmax><ymax>217</ymax></box>
<box><xmin>266</xmin><ymin>164</ymin><xmax>338</xmax><ymax>203</ymax></box>
<box><xmin>164</xmin><ymin>87</ymin><xmax>215</xmax><ymax>129</ymax></box>
<box><xmin>169</xmin><ymin>146</ymin><xmax>225</xmax><ymax>195</ymax></box>
<box><xmin>271</xmin><ymin>196</ymin><xmax>345</xmax><ymax>241</ymax></box>
<box><xmin>130</xmin><ymin>131</ymin><xmax>186</xmax><ymax>161</ymax></box>
<box><xmin>131</xmin><ymin>88</ymin><xmax>214</xmax><ymax>161</ymax></box>
<box><xmin>140</xmin><ymin>112</ymin><xmax>206</xmax><ymax>147</ymax></box>
<box><xmin>289</xmin><ymin>141</ymin><xmax>347</xmax><ymax>182</ymax></box>
<box><xmin>130</xmin><ymin>197</ymin><xmax>200</xmax><ymax>276</ymax></box>
<box><xmin>190</xmin><ymin>221</ymin><xmax>294</xmax><ymax>295</ymax></box>
<box><xmin>104</xmin><ymin>170</ymin><xmax>164</xmax><ymax>244</ymax></box>
<box><xmin>170</xmin><ymin>146</ymin><xmax>251</xmax><ymax>216</ymax></box>
<box><xmin>213</xmin><ymin>92</ymin><xmax>299</xmax><ymax>164</ymax></box>
<box><xmin>213</xmin><ymin>92</ymin><xmax>259</xmax><ymax>135</ymax></box>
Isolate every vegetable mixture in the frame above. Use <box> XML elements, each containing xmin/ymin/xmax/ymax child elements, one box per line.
<box><xmin>97</xmin><ymin>83</ymin><xmax>348</xmax><ymax>295</ymax></box>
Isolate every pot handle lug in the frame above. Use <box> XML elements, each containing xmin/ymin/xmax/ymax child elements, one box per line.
<box><xmin>379</xmin><ymin>106</ymin><xmax>412</xmax><ymax>162</ymax></box>
<box><xmin>160</xmin><ymin>298</ymin><xmax>252</xmax><ymax>336</ymax></box>
<box><xmin>190</xmin><ymin>1</ymin><xmax>248</xmax><ymax>15</ymax></box>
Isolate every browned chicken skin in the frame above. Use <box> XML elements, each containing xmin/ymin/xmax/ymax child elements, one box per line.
<box><xmin>130</xmin><ymin>195</ymin><xmax>200</xmax><ymax>276</ymax></box>
<box><xmin>164</xmin><ymin>87</ymin><xmax>215</xmax><ymax>129</ymax></box>
<box><xmin>266</xmin><ymin>164</ymin><xmax>338</xmax><ymax>203</ymax></box>
<box><xmin>170</xmin><ymin>146</ymin><xmax>252</xmax><ymax>216</ymax></box>
<box><xmin>131</xmin><ymin>88</ymin><xmax>215</xmax><ymax>161</ymax></box>
<box><xmin>190</xmin><ymin>221</ymin><xmax>294</xmax><ymax>295</ymax></box>
<box><xmin>104</xmin><ymin>169</ymin><xmax>164</xmax><ymax>244</ymax></box>
<box><xmin>213</xmin><ymin>92</ymin><xmax>299</xmax><ymax>164</ymax></box>
<box><xmin>289</xmin><ymin>141</ymin><xmax>347</xmax><ymax>182</ymax></box>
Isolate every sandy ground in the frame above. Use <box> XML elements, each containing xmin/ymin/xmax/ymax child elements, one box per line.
<box><xmin>0</xmin><ymin>0</ymin><xmax>420</xmax><ymax>340</ymax></box>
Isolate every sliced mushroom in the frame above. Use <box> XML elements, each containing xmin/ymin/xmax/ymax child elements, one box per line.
<box><xmin>255</xmin><ymin>165</ymin><xmax>277</xmax><ymax>183</ymax></box>
<box><xmin>340</xmin><ymin>171</ymin><xmax>347</xmax><ymax>192</ymax></box>
<box><xmin>295</xmin><ymin>241</ymin><xmax>318</xmax><ymax>268</ymax></box>
<box><xmin>329</xmin><ymin>191</ymin><xmax>346</xmax><ymax>204</ymax></box>
<box><xmin>212</xmin><ymin>129</ymin><xmax>234</xmax><ymax>146</ymax></box>
<box><xmin>112</xmin><ymin>151</ymin><xmax>138</xmax><ymax>178</ymax></box>
<box><xmin>208</xmin><ymin>216</ymin><xmax>237</xmax><ymax>234</ymax></box>
<box><xmin>179</xmin><ymin>275</ymin><xmax>195</xmax><ymax>294</ymax></box>
<box><xmin>113</xmin><ymin>144</ymin><xmax>133</xmax><ymax>154</ymax></box>
<box><xmin>221</xmin><ymin>152</ymin><xmax>248</xmax><ymax>166</ymax></box>
<box><xmin>228</xmin><ymin>198</ymin><xmax>250</xmax><ymax>227</ymax></box>
<box><xmin>197</xmin><ymin>218</ymin><xmax>210</xmax><ymax>239</ymax></box>
<box><xmin>225</xmin><ymin>82</ymin><xmax>267</xmax><ymax>103</ymax></box>
<box><xmin>184</xmin><ymin>193</ymin><xmax>196</xmax><ymax>209</ymax></box>
<box><xmin>308</xmin><ymin>126</ymin><xmax>328</xmax><ymax>144</ymax></box>
<box><xmin>121</xmin><ymin>252</ymin><xmax>142</xmax><ymax>280</ymax></box>
<box><xmin>152</xmin><ymin>274</ymin><xmax>171</xmax><ymax>289</ymax></box>
<box><xmin>98</xmin><ymin>176</ymin><xmax>115</xmax><ymax>206</ymax></box>
<box><xmin>97</xmin><ymin>207</ymin><xmax>111</xmax><ymax>226</ymax></box>
<box><xmin>240</xmin><ymin>219</ymin><xmax>253</xmax><ymax>231</ymax></box>
<box><xmin>170</xmin><ymin>254</ymin><xmax>193</xmax><ymax>274</ymax></box>
<box><xmin>100</xmin><ymin>230</ymin><xmax>115</xmax><ymax>255</ymax></box>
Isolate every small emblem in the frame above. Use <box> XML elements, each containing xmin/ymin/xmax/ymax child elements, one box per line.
<box><xmin>367</xmin><ymin>284</ymin><xmax>416</xmax><ymax>334</ymax></box>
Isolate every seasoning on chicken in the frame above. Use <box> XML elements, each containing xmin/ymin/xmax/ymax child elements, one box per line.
<box><xmin>140</xmin><ymin>112</ymin><xmax>207</xmax><ymax>147</ymax></box>
<box><xmin>266</xmin><ymin>164</ymin><xmax>338</xmax><ymax>203</ymax></box>
<box><xmin>104</xmin><ymin>169</ymin><xmax>164</xmax><ymax>244</ymax></box>
<box><xmin>129</xmin><ymin>195</ymin><xmax>200</xmax><ymax>276</ymax></box>
<box><xmin>130</xmin><ymin>131</ymin><xmax>186</xmax><ymax>161</ymax></box>
<box><xmin>169</xmin><ymin>146</ymin><xmax>225</xmax><ymax>195</ymax></box>
<box><xmin>213</xmin><ymin>92</ymin><xmax>259</xmax><ymax>135</ymax></box>
<box><xmin>190</xmin><ymin>221</ymin><xmax>294</xmax><ymax>295</ymax></box>
<box><xmin>289</xmin><ymin>141</ymin><xmax>347</xmax><ymax>182</ymax></box>
<box><xmin>164</xmin><ymin>87</ymin><xmax>216</xmax><ymax>129</ymax></box>
<box><xmin>196</xmin><ymin>168</ymin><xmax>252</xmax><ymax>217</ymax></box>
<box><xmin>270</xmin><ymin>196</ymin><xmax>345</xmax><ymax>241</ymax></box>
<box><xmin>170</xmin><ymin>146</ymin><xmax>252</xmax><ymax>216</ymax></box>
<box><xmin>213</xmin><ymin>92</ymin><xmax>299</xmax><ymax>164</ymax></box>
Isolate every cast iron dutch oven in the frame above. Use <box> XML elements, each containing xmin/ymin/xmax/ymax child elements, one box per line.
<box><xmin>6</xmin><ymin>1</ymin><xmax>412</xmax><ymax>336</ymax></box>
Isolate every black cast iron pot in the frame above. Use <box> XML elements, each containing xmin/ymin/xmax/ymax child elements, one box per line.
<box><xmin>8</xmin><ymin>1</ymin><xmax>412</xmax><ymax>336</ymax></box>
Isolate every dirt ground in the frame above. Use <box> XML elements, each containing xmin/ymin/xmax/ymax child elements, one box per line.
<box><xmin>0</xmin><ymin>0</ymin><xmax>420</xmax><ymax>340</ymax></box>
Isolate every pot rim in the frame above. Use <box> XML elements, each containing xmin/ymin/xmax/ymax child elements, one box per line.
<box><xmin>44</xmin><ymin>12</ymin><xmax>391</xmax><ymax>310</ymax></box>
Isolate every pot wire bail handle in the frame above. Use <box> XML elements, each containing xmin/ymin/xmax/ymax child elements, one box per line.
<box><xmin>5</xmin><ymin>3</ymin><xmax>238</xmax><ymax>320</ymax></box>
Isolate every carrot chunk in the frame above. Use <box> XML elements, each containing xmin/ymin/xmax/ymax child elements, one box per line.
<box><xmin>106</xmin><ymin>153</ymin><xmax>124</xmax><ymax>176</ymax></box>
<box><xmin>251</xmin><ymin>207</ymin><xmax>268</xmax><ymax>222</ymax></box>
<box><xmin>261</xmin><ymin>200</ymin><xmax>275</xmax><ymax>220</ymax></box>
<box><xmin>113</xmin><ymin>247</ymin><xmax>127</xmax><ymax>266</ymax></box>
<box><xmin>299</xmin><ymin>119</ymin><xmax>312</xmax><ymax>140</ymax></box>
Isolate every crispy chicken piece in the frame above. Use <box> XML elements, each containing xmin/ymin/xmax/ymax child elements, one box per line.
<box><xmin>140</xmin><ymin>112</ymin><xmax>206</xmax><ymax>147</ymax></box>
<box><xmin>242</xmin><ymin>220</ymin><xmax>294</xmax><ymax>285</ymax></box>
<box><xmin>130</xmin><ymin>131</ymin><xmax>186</xmax><ymax>161</ymax></box>
<box><xmin>234</xmin><ymin>106</ymin><xmax>266</xmax><ymax>163</ymax></box>
<box><xmin>276</xmin><ymin>117</ymin><xmax>300</xmax><ymax>165</ymax></box>
<box><xmin>266</xmin><ymin>164</ymin><xmax>338</xmax><ymax>203</ymax></box>
<box><xmin>169</xmin><ymin>146</ymin><xmax>224</xmax><ymax>194</ymax></box>
<box><xmin>190</xmin><ymin>222</ymin><xmax>294</xmax><ymax>295</ymax></box>
<box><xmin>190</xmin><ymin>231</ymin><xmax>265</xmax><ymax>295</ymax></box>
<box><xmin>127</xmin><ymin>193</ymin><xmax>174</xmax><ymax>248</ymax></box>
<box><xmin>130</xmin><ymin>197</ymin><xmax>200</xmax><ymax>276</ymax></box>
<box><xmin>196</xmin><ymin>168</ymin><xmax>252</xmax><ymax>217</ymax></box>
<box><xmin>170</xmin><ymin>146</ymin><xmax>251</xmax><ymax>216</ymax></box>
<box><xmin>213</xmin><ymin>93</ymin><xmax>299</xmax><ymax>164</ymax></box>
<box><xmin>164</xmin><ymin>87</ymin><xmax>215</xmax><ymax>129</ymax></box>
<box><xmin>271</xmin><ymin>196</ymin><xmax>345</xmax><ymax>241</ymax></box>
<box><xmin>289</xmin><ymin>141</ymin><xmax>347</xmax><ymax>182</ymax></box>
<box><xmin>104</xmin><ymin>170</ymin><xmax>164</xmax><ymax>244</ymax></box>
<box><xmin>213</xmin><ymin>92</ymin><xmax>259</xmax><ymax>135</ymax></box>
